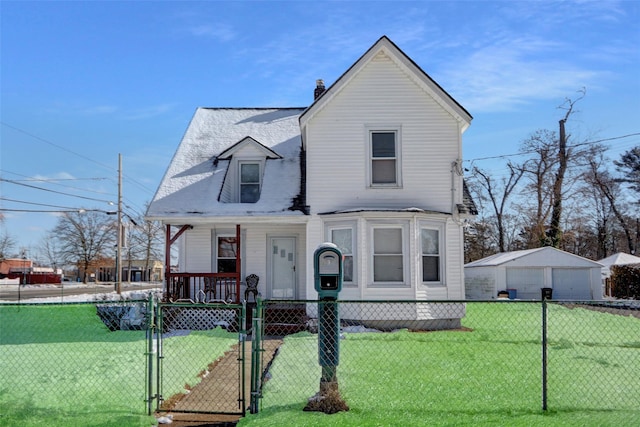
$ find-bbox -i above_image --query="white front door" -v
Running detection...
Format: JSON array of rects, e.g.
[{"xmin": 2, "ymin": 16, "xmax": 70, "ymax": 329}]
[{"xmin": 270, "ymin": 237, "xmax": 296, "ymax": 299}]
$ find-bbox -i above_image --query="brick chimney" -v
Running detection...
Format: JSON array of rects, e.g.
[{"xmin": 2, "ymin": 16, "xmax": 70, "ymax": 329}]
[{"xmin": 314, "ymin": 79, "xmax": 325, "ymax": 100}]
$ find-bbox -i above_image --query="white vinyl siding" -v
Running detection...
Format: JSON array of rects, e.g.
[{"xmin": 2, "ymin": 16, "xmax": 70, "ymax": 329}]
[{"xmin": 305, "ymin": 50, "xmax": 461, "ymax": 215}]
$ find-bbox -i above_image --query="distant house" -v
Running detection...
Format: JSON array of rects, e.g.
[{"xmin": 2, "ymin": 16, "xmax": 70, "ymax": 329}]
[
  {"xmin": 147, "ymin": 36, "xmax": 476, "ymax": 328},
  {"xmin": 465, "ymin": 247, "xmax": 604, "ymax": 300},
  {"xmin": 0, "ymin": 258, "xmax": 33, "ymax": 275},
  {"xmin": 598, "ymin": 252, "xmax": 640, "ymax": 296}
]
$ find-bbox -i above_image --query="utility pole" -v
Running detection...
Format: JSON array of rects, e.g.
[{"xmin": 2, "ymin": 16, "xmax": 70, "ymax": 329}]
[{"xmin": 116, "ymin": 153, "xmax": 123, "ymax": 294}]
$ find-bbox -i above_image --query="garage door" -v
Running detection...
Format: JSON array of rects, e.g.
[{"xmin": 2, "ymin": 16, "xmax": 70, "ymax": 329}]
[
  {"xmin": 552, "ymin": 268, "xmax": 591, "ymax": 300},
  {"xmin": 506, "ymin": 268, "xmax": 544, "ymax": 300}
]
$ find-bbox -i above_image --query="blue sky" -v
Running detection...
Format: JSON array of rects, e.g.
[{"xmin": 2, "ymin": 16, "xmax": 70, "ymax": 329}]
[{"xmin": 1, "ymin": 1, "xmax": 639, "ymax": 257}]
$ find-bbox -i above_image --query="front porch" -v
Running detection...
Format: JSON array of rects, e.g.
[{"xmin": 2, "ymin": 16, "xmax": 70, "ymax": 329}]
[
  {"xmin": 163, "ymin": 224, "xmax": 243, "ymax": 304},
  {"xmin": 165, "ymin": 272, "xmax": 241, "ymax": 303}
]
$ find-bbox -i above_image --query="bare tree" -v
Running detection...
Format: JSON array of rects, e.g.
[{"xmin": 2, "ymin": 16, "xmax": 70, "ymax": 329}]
[
  {"xmin": 548, "ymin": 88, "xmax": 586, "ymax": 247},
  {"xmin": 38, "ymin": 232, "xmax": 63, "ymax": 270},
  {"xmin": 614, "ymin": 146, "xmax": 640, "ymax": 205},
  {"xmin": 516, "ymin": 129, "xmax": 558, "ymax": 247},
  {"xmin": 52, "ymin": 210, "xmax": 116, "ymax": 283},
  {"xmin": 464, "ymin": 219, "xmax": 496, "ymax": 262},
  {"xmin": 132, "ymin": 216, "xmax": 164, "ymax": 281},
  {"xmin": 471, "ymin": 163, "xmax": 525, "ymax": 252},
  {"xmin": 585, "ymin": 147, "xmax": 635, "ymax": 255},
  {"xmin": 0, "ymin": 231, "xmax": 16, "ymax": 262}
]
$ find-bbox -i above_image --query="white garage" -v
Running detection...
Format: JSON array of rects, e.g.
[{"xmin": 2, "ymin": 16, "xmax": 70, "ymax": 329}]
[{"xmin": 465, "ymin": 247, "xmax": 603, "ymax": 300}]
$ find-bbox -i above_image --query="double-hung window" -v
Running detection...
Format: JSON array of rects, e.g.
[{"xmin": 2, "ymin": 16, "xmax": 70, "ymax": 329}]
[
  {"xmin": 372, "ymin": 226, "xmax": 404, "ymax": 283},
  {"xmin": 329, "ymin": 226, "xmax": 355, "ymax": 284},
  {"xmin": 216, "ymin": 236, "xmax": 237, "ymax": 273},
  {"xmin": 369, "ymin": 130, "xmax": 400, "ymax": 186},
  {"xmin": 239, "ymin": 162, "xmax": 260, "ymax": 203},
  {"xmin": 420, "ymin": 228, "xmax": 442, "ymax": 283}
]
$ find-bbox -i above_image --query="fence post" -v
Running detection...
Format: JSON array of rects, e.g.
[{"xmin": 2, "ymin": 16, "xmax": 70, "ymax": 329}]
[
  {"xmin": 156, "ymin": 302, "xmax": 164, "ymax": 411},
  {"xmin": 541, "ymin": 298, "xmax": 548, "ymax": 411},
  {"xmin": 250, "ymin": 298, "xmax": 263, "ymax": 414},
  {"xmin": 146, "ymin": 293, "xmax": 155, "ymax": 415},
  {"xmin": 240, "ymin": 301, "xmax": 247, "ymax": 416}
]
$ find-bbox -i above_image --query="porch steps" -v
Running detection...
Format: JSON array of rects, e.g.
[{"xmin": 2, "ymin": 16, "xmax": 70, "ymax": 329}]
[{"xmin": 263, "ymin": 303, "xmax": 307, "ymax": 336}]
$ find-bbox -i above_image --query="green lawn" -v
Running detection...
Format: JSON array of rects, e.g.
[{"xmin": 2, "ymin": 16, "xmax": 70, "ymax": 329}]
[
  {"xmin": 0, "ymin": 303, "xmax": 237, "ymax": 427},
  {"xmin": 2, "ymin": 302, "xmax": 638, "ymax": 426},
  {"xmin": 239, "ymin": 302, "xmax": 640, "ymax": 427}
]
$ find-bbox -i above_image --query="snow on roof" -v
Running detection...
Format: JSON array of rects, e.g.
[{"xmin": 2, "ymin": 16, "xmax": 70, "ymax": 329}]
[
  {"xmin": 147, "ymin": 108, "xmax": 306, "ymax": 220},
  {"xmin": 319, "ymin": 207, "xmax": 449, "ymax": 215},
  {"xmin": 598, "ymin": 252, "xmax": 640, "ymax": 267},
  {"xmin": 465, "ymin": 246, "xmax": 602, "ymax": 268},
  {"xmin": 465, "ymin": 248, "xmax": 544, "ymax": 267}
]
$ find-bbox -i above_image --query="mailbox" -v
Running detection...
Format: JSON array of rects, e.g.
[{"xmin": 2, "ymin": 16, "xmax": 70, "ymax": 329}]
[
  {"xmin": 313, "ymin": 243, "xmax": 343, "ymax": 374},
  {"xmin": 314, "ymin": 243, "xmax": 343, "ymax": 299}
]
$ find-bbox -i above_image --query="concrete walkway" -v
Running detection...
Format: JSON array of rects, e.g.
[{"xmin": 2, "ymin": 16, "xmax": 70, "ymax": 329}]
[{"xmin": 157, "ymin": 338, "xmax": 282, "ymax": 426}]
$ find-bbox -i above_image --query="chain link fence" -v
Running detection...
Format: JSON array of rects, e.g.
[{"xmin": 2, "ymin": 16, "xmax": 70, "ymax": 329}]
[
  {"xmin": 2, "ymin": 297, "xmax": 639, "ymax": 424},
  {"xmin": 253, "ymin": 299, "xmax": 640, "ymax": 415},
  {"xmin": 155, "ymin": 303, "xmax": 246, "ymax": 415},
  {"xmin": 0, "ymin": 299, "xmax": 154, "ymax": 425}
]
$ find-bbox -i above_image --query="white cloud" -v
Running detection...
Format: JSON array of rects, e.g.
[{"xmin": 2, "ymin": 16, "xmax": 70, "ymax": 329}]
[
  {"xmin": 123, "ymin": 104, "xmax": 174, "ymax": 121},
  {"xmin": 439, "ymin": 35, "xmax": 605, "ymax": 113},
  {"xmin": 79, "ymin": 105, "xmax": 118, "ymax": 115},
  {"xmin": 186, "ymin": 23, "xmax": 236, "ymax": 41}
]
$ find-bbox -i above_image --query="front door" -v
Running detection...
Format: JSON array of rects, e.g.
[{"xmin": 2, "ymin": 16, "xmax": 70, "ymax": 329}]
[{"xmin": 270, "ymin": 237, "xmax": 296, "ymax": 299}]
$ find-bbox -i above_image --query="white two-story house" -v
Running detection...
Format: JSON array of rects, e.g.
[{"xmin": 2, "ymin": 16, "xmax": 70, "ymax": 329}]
[{"xmin": 146, "ymin": 36, "xmax": 475, "ymax": 328}]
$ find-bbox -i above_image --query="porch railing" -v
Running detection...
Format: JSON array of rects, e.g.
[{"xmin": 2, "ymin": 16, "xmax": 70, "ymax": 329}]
[{"xmin": 165, "ymin": 272, "xmax": 241, "ymax": 304}]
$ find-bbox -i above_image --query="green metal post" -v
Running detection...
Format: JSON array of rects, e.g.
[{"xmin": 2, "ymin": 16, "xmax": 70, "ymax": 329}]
[
  {"xmin": 250, "ymin": 298, "xmax": 263, "ymax": 414},
  {"xmin": 156, "ymin": 303, "xmax": 164, "ymax": 411},
  {"xmin": 146, "ymin": 293, "xmax": 155, "ymax": 415},
  {"xmin": 542, "ymin": 298, "xmax": 548, "ymax": 411},
  {"xmin": 239, "ymin": 302, "xmax": 246, "ymax": 416}
]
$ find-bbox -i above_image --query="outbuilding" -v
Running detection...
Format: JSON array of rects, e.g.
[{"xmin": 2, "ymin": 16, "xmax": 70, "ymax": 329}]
[
  {"xmin": 465, "ymin": 247, "xmax": 603, "ymax": 300},
  {"xmin": 597, "ymin": 252, "xmax": 640, "ymax": 296}
]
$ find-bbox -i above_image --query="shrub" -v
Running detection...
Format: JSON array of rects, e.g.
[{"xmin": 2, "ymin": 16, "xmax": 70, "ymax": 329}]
[{"xmin": 610, "ymin": 263, "xmax": 640, "ymax": 299}]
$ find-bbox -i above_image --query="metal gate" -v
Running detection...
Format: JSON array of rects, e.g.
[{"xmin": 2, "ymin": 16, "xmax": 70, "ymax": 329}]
[{"xmin": 152, "ymin": 302, "xmax": 247, "ymax": 415}]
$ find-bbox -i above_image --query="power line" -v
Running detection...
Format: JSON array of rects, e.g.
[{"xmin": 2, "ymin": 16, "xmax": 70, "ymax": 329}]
[
  {"xmin": 1, "ymin": 121, "xmax": 156, "ymax": 195},
  {"xmin": 0, "ymin": 208, "xmax": 80, "ymax": 213},
  {"xmin": 466, "ymin": 132, "xmax": 640, "ymax": 163},
  {"xmin": 1, "ymin": 176, "xmax": 110, "ymax": 182},
  {"xmin": 0, "ymin": 169, "xmax": 116, "ymax": 197},
  {"xmin": 1, "ymin": 121, "xmax": 114, "ymax": 170},
  {"xmin": 0, "ymin": 197, "xmax": 87, "ymax": 210},
  {"xmin": 0, "ymin": 178, "xmax": 114, "ymax": 204}
]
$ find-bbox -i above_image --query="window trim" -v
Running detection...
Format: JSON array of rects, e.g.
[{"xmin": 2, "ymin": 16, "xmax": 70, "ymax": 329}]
[
  {"xmin": 325, "ymin": 221, "xmax": 357, "ymax": 287},
  {"xmin": 366, "ymin": 126, "xmax": 402, "ymax": 188},
  {"xmin": 368, "ymin": 222, "xmax": 409, "ymax": 287},
  {"xmin": 214, "ymin": 233, "xmax": 238, "ymax": 273},
  {"xmin": 237, "ymin": 160, "xmax": 263, "ymax": 203},
  {"xmin": 419, "ymin": 222, "xmax": 445, "ymax": 285}
]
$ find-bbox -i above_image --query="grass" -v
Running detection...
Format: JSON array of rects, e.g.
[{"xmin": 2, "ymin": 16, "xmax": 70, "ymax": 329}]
[
  {"xmin": 0, "ymin": 303, "xmax": 237, "ymax": 427},
  {"xmin": 2, "ymin": 302, "xmax": 638, "ymax": 426},
  {"xmin": 239, "ymin": 302, "xmax": 640, "ymax": 427}
]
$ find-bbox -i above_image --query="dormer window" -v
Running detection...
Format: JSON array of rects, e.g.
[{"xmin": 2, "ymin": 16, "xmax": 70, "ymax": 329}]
[
  {"xmin": 216, "ymin": 136, "xmax": 282, "ymax": 204},
  {"xmin": 240, "ymin": 162, "xmax": 261, "ymax": 203}
]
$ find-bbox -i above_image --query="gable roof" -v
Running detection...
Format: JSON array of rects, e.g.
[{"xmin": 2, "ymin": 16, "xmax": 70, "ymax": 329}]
[
  {"xmin": 465, "ymin": 247, "xmax": 602, "ymax": 268},
  {"xmin": 598, "ymin": 252, "xmax": 640, "ymax": 267},
  {"xmin": 146, "ymin": 108, "xmax": 306, "ymax": 222},
  {"xmin": 299, "ymin": 35, "xmax": 472, "ymax": 133},
  {"xmin": 218, "ymin": 136, "xmax": 282, "ymax": 160}
]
